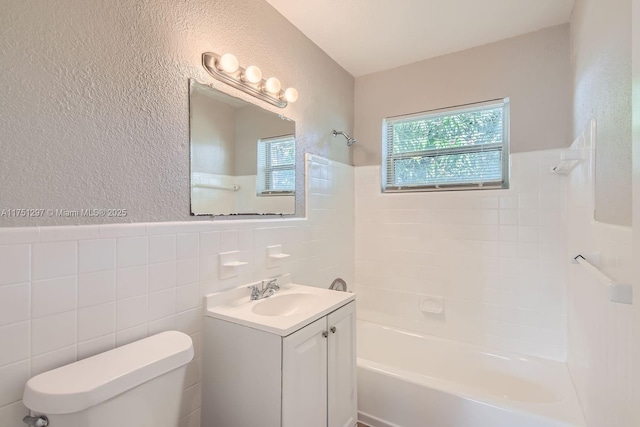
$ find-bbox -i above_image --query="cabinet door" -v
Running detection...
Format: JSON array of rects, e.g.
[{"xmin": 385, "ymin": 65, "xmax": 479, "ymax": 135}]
[
  {"xmin": 282, "ymin": 317, "xmax": 328, "ymax": 427},
  {"xmin": 327, "ymin": 302, "xmax": 357, "ymax": 427}
]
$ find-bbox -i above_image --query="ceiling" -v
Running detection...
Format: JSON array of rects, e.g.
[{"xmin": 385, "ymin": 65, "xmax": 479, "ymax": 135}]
[{"xmin": 266, "ymin": 0, "xmax": 576, "ymax": 77}]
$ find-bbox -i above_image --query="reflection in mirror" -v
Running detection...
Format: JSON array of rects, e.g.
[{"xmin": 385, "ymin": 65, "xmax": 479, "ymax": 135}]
[{"xmin": 189, "ymin": 80, "xmax": 296, "ymax": 216}]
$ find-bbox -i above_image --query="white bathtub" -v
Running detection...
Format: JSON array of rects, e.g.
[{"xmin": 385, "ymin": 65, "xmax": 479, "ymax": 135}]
[{"xmin": 357, "ymin": 321, "xmax": 585, "ymax": 427}]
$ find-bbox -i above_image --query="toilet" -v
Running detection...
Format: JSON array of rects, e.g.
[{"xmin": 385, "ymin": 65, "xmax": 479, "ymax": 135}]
[{"xmin": 22, "ymin": 331, "xmax": 194, "ymax": 427}]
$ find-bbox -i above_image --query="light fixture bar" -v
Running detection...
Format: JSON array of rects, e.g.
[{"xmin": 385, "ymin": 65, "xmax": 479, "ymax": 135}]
[{"xmin": 202, "ymin": 52, "xmax": 291, "ymax": 109}]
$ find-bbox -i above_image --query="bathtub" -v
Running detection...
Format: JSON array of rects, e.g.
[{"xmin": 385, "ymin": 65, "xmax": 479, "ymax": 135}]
[{"xmin": 357, "ymin": 321, "xmax": 585, "ymax": 427}]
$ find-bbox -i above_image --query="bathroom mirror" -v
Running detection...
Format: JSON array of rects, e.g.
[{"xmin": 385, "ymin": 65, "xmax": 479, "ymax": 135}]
[{"xmin": 189, "ymin": 80, "xmax": 296, "ymax": 216}]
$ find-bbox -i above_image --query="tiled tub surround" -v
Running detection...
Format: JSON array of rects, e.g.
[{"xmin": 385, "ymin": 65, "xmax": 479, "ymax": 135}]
[
  {"xmin": 567, "ymin": 222, "xmax": 633, "ymax": 426},
  {"xmin": 0, "ymin": 155, "xmax": 354, "ymax": 427},
  {"xmin": 565, "ymin": 125, "xmax": 635, "ymax": 426},
  {"xmin": 355, "ymin": 150, "xmax": 568, "ymax": 361}
]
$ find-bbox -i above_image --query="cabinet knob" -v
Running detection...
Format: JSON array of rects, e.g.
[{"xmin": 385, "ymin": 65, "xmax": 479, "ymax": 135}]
[
  {"xmin": 330, "ymin": 326, "xmax": 337, "ymax": 334},
  {"xmin": 322, "ymin": 331, "xmax": 328, "ymax": 338}
]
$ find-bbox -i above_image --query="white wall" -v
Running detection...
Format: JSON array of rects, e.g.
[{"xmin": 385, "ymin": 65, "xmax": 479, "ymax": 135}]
[
  {"xmin": 571, "ymin": 0, "xmax": 632, "ymax": 226},
  {"xmin": 355, "ymin": 150, "xmax": 568, "ymax": 360},
  {"xmin": 564, "ymin": 122, "xmax": 636, "ymax": 426},
  {"xmin": 0, "ymin": 0, "xmax": 354, "ymax": 226},
  {"xmin": 353, "ymin": 24, "xmax": 572, "ymax": 166},
  {"xmin": 0, "ymin": 156, "xmax": 354, "ymax": 427}
]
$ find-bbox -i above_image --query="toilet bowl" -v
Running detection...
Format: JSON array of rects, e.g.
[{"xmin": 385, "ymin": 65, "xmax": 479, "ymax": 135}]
[{"xmin": 23, "ymin": 331, "xmax": 194, "ymax": 427}]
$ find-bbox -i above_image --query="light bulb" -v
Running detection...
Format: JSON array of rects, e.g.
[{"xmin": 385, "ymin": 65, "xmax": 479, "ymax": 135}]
[
  {"xmin": 283, "ymin": 87, "xmax": 298, "ymax": 103},
  {"xmin": 242, "ymin": 65, "xmax": 262, "ymax": 83},
  {"xmin": 217, "ymin": 53, "xmax": 239, "ymax": 73},
  {"xmin": 264, "ymin": 77, "xmax": 281, "ymax": 94}
]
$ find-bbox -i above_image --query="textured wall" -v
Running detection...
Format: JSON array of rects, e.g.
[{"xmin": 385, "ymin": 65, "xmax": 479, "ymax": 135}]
[
  {"xmin": 571, "ymin": 0, "xmax": 632, "ymax": 225},
  {"xmin": 353, "ymin": 25, "xmax": 572, "ymax": 166},
  {"xmin": 0, "ymin": 0, "xmax": 354, "ymax": 226}
]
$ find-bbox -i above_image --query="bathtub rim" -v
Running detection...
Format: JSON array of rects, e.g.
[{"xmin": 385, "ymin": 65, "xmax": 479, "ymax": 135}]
[{"xmin": 358, "ymin": 319, "xmax": 560, "ymax": 366}]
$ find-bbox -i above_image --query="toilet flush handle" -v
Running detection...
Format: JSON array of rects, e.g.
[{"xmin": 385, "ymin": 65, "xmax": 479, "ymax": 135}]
[{"xmin": 23, "ymin": 415, "xmax": 49, "ymax": 427}]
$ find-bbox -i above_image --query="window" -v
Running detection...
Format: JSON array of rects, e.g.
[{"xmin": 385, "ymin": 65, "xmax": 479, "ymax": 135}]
[
  {"xmin": 382, "ymin": 99, "xmax": 510, "ymax": 192},
  {"xmin": 257, "ymin": 135, "xmax": 296, "ymax": 195}
]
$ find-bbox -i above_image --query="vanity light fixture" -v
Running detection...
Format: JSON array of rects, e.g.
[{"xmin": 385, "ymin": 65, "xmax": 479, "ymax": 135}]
[
  {"xmin": 217, "ymin": 53, "xmax": 239, "ymax": 74},
  {"xmin": 243, "ymin": 65, "xmax": 262, "ymax": 84},
  {"xmin": 264, "ymin": 77, "xmax": 281, "ymax": 94},
  {"xmin": 202, "ymin": 52, "xmax": 298, "ymax": 108}
]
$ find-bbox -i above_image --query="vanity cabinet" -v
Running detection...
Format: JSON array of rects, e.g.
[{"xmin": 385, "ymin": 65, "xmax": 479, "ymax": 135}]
[
  {"xmin": 202, "ymin": 301, "xmax": 357, "ymax": 427},
  {"xmin": 283, "ymin": 302, "xmax": 357, "ymax": 427}
]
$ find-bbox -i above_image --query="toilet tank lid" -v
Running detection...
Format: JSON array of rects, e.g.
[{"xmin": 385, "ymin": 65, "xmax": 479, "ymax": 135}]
[{"xmin": 23, "ymin": 331, "xmax": 194, "ymax": 415}]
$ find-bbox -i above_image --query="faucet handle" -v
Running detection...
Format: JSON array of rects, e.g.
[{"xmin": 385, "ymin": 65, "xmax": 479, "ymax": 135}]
[
  {"xmin": 262, "ymin": 278, "xmax": 279, "ymax": 290},
  {"xmin": 247, "ymin": 284, "xmax": 261, "ymax": 300}
]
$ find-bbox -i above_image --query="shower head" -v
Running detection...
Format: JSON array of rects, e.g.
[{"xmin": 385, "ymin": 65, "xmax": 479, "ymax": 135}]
[{"xmin": 332, "ymin": 130, "xmax": 356, "ymax": 146}]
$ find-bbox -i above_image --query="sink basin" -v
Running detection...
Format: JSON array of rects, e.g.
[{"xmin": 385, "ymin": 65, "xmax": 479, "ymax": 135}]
[
  {"xmin": 204, "ymin": 276, "xmax": 355, "ymax": 336},
  {"xmin": 252, "ymin": 293, "xmax": 318, "ymax": 317}
]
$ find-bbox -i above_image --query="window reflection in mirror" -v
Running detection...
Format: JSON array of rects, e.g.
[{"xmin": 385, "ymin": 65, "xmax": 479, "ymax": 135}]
[
  {"xmin": 257, "ymin": 135, "xmax": 295, "ymax": 196},
  {"xmin": 189, "ymin": 80, "xmax": 296, "ymax": 216}
]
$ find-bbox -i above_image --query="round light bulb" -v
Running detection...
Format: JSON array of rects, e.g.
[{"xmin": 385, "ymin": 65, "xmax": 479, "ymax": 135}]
[
  {"xmin": 283, "ymin": 87, "xmax": 298, "ymax": 103},
  {"xmin": 243, "ymin": 65, "xmax": 262, "ymax": 83},
  {"xmin": 264, "ymin": 77, "xmax": 281, "ymax": 94},
  {"xmin": 217, "ymin": 53, "xmax": 239, "ymax": 73}
]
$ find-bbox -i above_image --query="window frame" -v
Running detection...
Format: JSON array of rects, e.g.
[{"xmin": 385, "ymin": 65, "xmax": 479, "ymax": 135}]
[
  {"xmin": 382, "ymin": 98, "xmax": 510, "ymax": 193},
  {"xmin": 257, "ymin": 134, "xmax": 296, "ymax": 196}
]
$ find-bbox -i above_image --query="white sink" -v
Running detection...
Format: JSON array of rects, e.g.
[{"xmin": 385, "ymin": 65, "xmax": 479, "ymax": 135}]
[
  {"xmin": 252, "ymin": 293, "xmax": 318, "ymax": 317},
  {"xmin": 204, "ymin": 275, "xmax": 355, "ymax": 336}
]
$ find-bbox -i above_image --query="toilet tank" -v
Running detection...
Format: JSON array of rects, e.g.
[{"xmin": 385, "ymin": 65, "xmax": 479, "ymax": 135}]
[{"xmin": 23, "ymin": 331, "xmax": 194, "ymax": 427}]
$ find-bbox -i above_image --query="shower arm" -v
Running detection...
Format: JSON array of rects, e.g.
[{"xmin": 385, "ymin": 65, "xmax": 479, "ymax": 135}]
[{"xmin": 332, "ymin": 130, "xmax": 356, "ymax": 146}]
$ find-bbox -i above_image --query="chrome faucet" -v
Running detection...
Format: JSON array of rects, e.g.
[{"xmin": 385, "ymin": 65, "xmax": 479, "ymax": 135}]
[
  {"xmin": 329, "ymin": 278, "xmax": 347, "ymax": 292},
  {"xmin": 248, "ymin": 278, "xmax": 280, "ymax": 301}
]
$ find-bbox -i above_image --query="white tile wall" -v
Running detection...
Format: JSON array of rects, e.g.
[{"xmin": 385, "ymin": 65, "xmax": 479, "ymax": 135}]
[
  {"xmin": 565, "ymin": 123, "xmax": 635, "ymax": 426},
  {"xmin": 32, "ymin": 276, "xmax": 77, "ymax": 317},
  {"xmin": 0, "ymin": 155, "xmax": 354, "ymax": 427},
  {"xmin": 0, "ymin": 245, "xmax": 30, "ymax": 285},
  {"xmin": 77, "ymin": 271, "xmax": 115, "ymax": 308},
  {"xmin": 177, "ymin": 233, "xmax": 199, "ymax": 260},
  {"xmin": 116, "ymin": 265, "xmax": 148, "ymax": 299},
  {"xmin": 77, "ymin": 302, "xmax": 115, "ymax": 342},
  {"xmin": 116, "ymin": 236, "xmax": 148, "ymax": 268},
  {"xmin": 78, "ymin": 239, "xmax": 115, "ymax": 274},
  {"xmin": 0, "ymin": 322, "xmax": 29, "ymax": 367},
  {"xmin": 31, "ymin": 241, "xmax": 77, "ymax": 281},
  {"xmin": 0, "ymin": 284, "xmax": 29, "ymax": 327},
  {"xmin": 31, "ymin": 311, "xmax": 77, "ymax": 356},
  {"xmin": 149, "ymin": 235, "xmax": 176, "ymax": 264},
  {"xmin": 354, "ymin": 149, "xmax": 568, "ymax": 360}
]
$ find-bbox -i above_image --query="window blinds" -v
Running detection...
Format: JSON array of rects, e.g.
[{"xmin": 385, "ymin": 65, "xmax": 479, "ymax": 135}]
[
  {"xmin": 257, "ymin": 135, "xmax": 296, "ymax": 195},
  {"xmin": 382, "ymin": 99, "xmax": 510, "ymax": 192}
]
